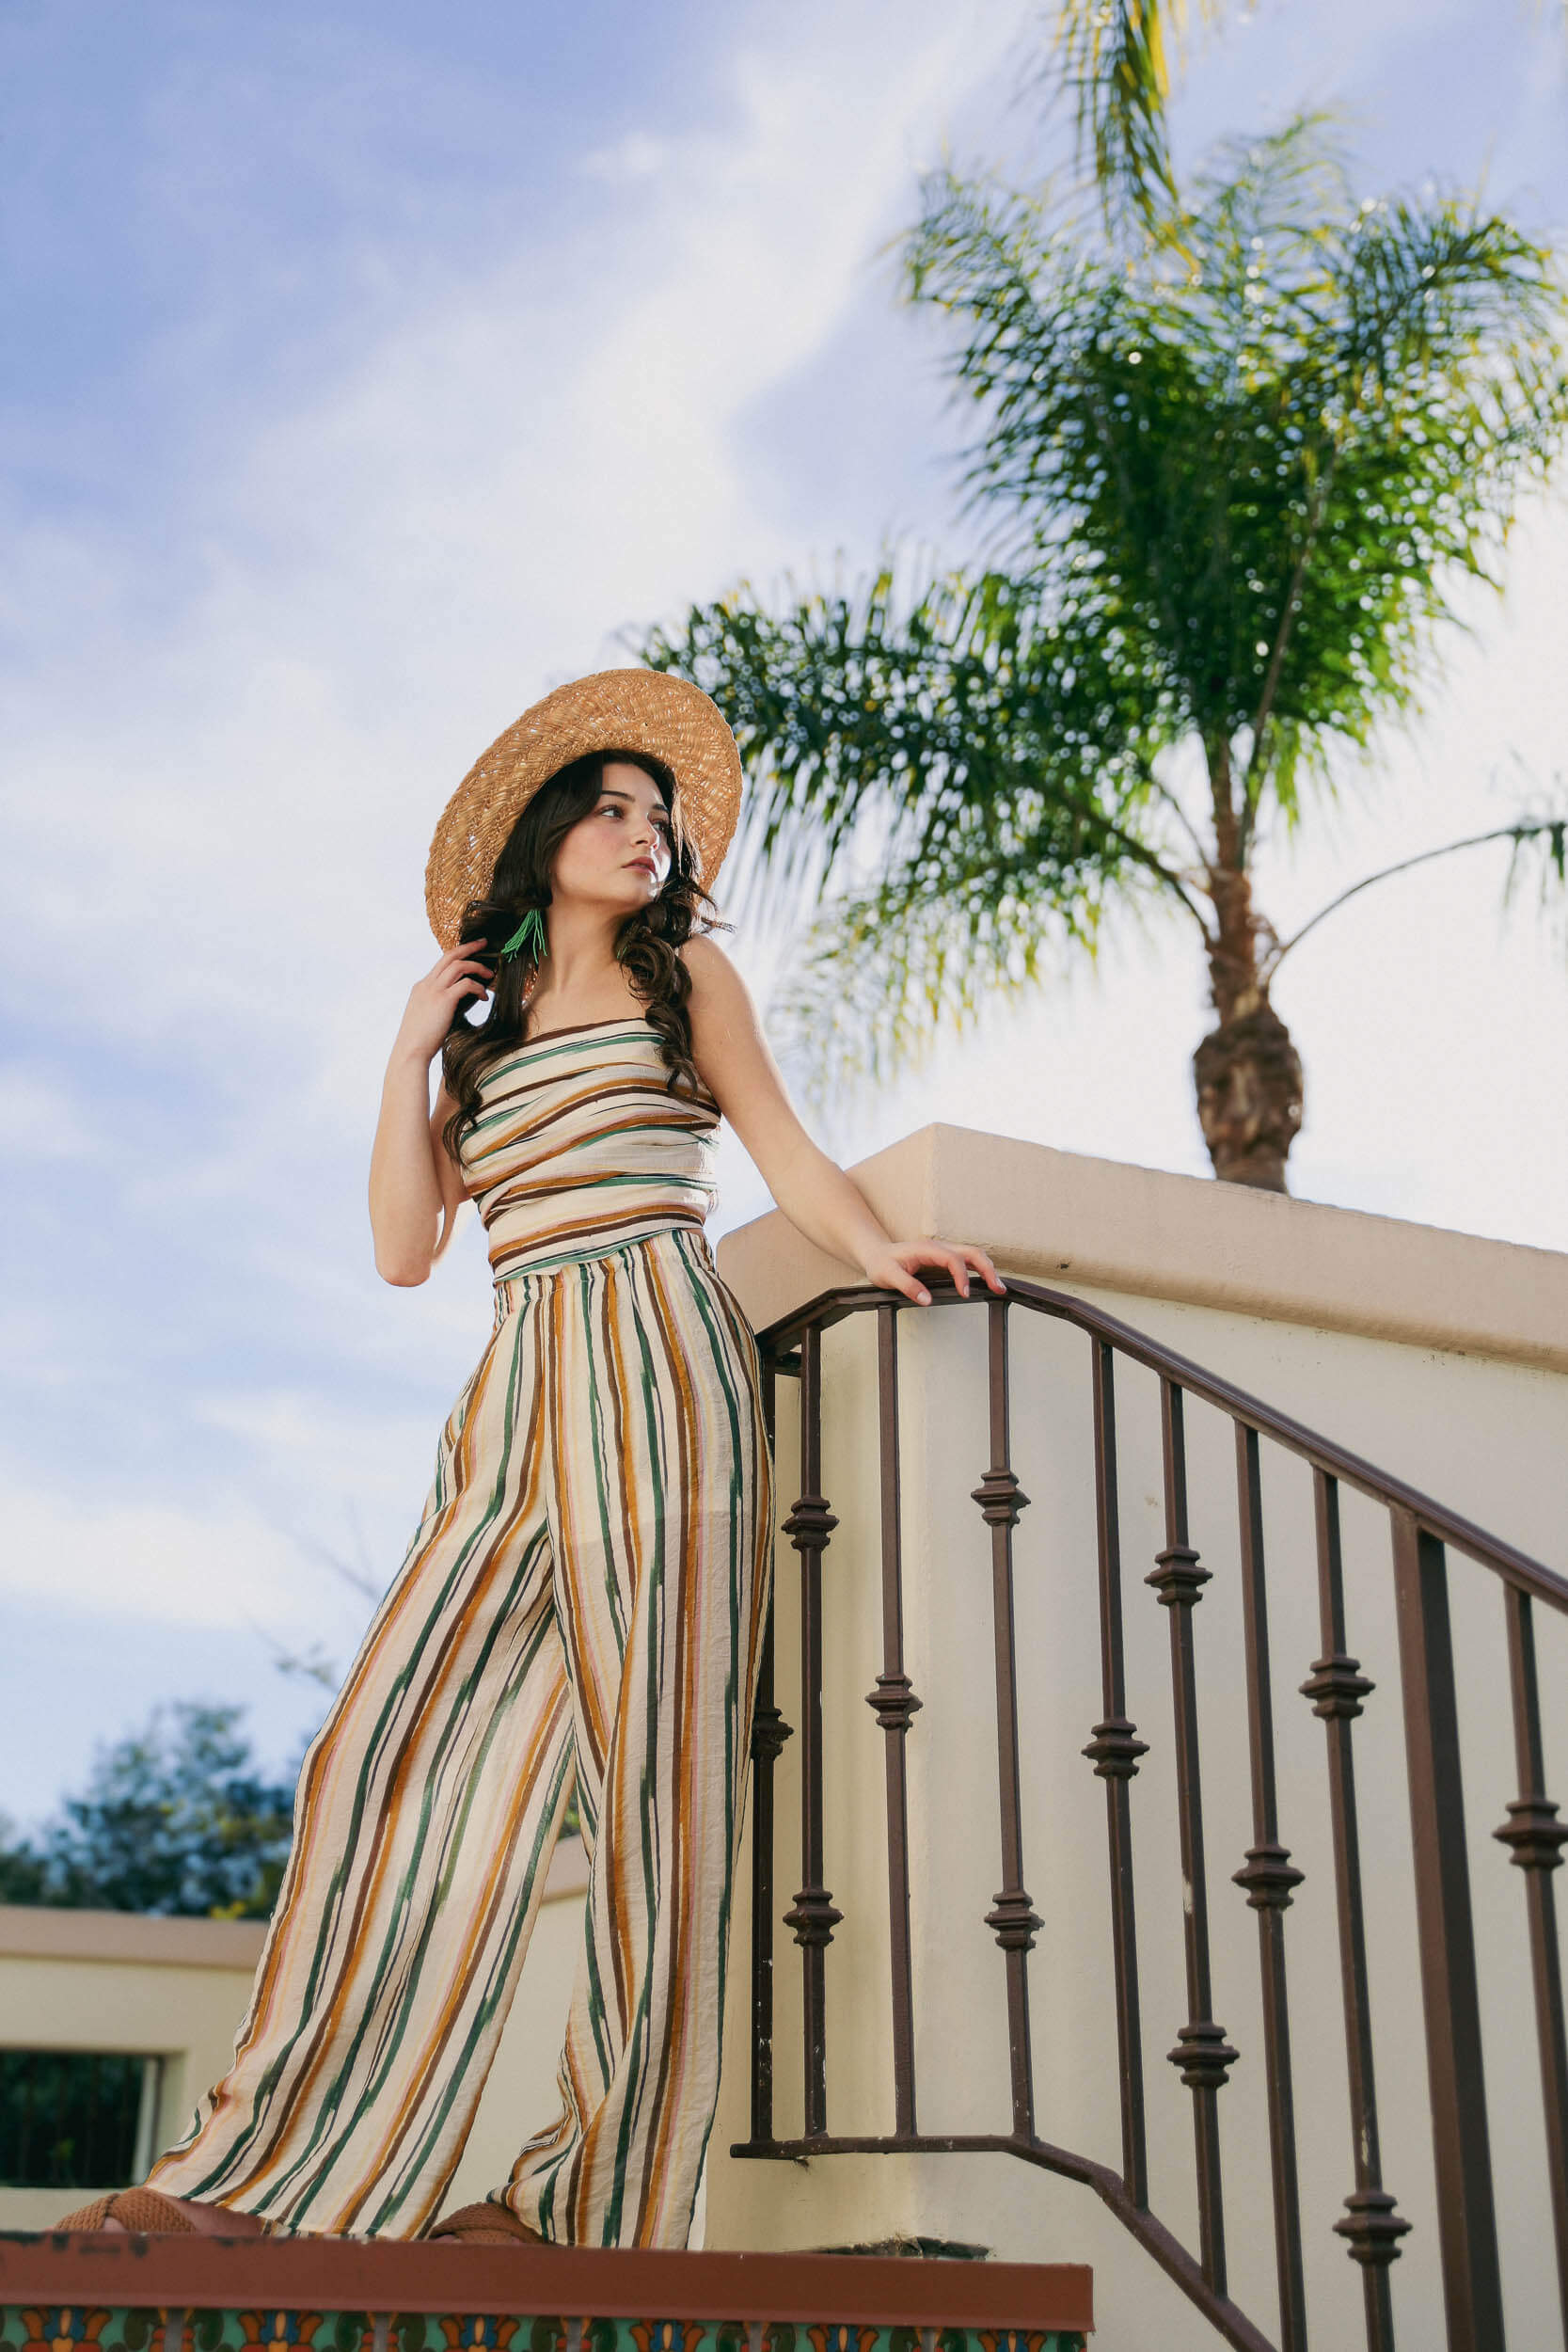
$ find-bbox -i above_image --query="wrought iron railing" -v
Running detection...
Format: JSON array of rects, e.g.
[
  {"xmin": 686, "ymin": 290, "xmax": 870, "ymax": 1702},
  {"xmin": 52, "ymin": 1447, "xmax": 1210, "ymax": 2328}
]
[{"xmin": 734, "ymin": 1275, "xmax": 1568, "ymax": 2352}]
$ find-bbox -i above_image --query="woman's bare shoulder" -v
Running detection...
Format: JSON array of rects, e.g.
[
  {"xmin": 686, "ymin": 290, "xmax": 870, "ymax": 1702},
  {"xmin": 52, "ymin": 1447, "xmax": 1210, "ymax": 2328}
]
[
  {"xmin": 679, "ymin": 932, "xmax": 746, "ymax": 1003},
  {"xmin": 679, "ymin": 935, "xmax": 768, "ymax": 1065}
]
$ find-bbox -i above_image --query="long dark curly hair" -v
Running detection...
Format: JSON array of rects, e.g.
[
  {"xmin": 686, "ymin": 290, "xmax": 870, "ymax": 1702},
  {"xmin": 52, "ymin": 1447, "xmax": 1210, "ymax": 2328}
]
[{"xmin": 439, "ymin": 748, "xmax": 724, "ymax": 1165}]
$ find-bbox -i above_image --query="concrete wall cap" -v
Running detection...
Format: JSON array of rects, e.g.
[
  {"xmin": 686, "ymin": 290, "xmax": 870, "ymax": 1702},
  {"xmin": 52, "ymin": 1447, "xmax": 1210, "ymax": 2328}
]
[
  {"xmin": 0, "ymin": 1905, "xmax": 267, "ymax": 1969},
  {"xmin": 0, "ymin": 1842, "xmax": 592, "ymax": 1971},
  {"xmin": 717, "ymin": 1122, "xmax": 1568, "ymax": 1372}
]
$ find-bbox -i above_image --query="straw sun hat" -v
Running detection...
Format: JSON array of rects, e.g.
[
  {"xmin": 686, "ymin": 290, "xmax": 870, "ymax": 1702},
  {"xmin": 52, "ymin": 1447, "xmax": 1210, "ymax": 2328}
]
[{"xmin": 424, "ymin": 668, "xmax": 743, "ymax": 950}]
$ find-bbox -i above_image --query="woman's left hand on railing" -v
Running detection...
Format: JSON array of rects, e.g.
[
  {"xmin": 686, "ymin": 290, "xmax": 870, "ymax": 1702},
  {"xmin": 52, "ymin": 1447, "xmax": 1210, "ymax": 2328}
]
[{"xmin": 862, "ymin": 1242, "xmax": 1006, "ymax": 1308}]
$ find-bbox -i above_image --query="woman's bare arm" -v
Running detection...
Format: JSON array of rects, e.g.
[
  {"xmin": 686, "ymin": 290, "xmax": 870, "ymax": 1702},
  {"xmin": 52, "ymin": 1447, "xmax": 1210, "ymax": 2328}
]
[
  {"xmin": 683, "ymin": 936, "xmax": 1003, "ymax": 1307},
  {"xmin": 428, "ymin": 1082, "xmax": 468, "ymax": 1266},
  {"xmin": 369, "ymin": 942, "xmax": 491, "ymax": 1286}
]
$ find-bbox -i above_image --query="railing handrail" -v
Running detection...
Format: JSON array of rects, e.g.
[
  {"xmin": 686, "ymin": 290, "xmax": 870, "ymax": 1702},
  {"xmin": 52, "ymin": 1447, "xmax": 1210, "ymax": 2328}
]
[{"xmin": 756, "ymin": 1272, "xmax": 1568, "ymax": 1617}]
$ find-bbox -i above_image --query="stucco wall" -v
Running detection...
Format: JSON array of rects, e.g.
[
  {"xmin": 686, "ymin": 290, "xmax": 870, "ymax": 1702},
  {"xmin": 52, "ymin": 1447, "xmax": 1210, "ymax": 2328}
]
[{"xmin": 710, "ymin": 1126, "xmax": 1568, "ymax": 2352}]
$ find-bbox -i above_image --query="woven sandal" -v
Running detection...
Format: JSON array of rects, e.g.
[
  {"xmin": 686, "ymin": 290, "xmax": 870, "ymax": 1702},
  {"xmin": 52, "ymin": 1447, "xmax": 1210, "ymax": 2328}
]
[
  {"xmin": 54, "ymin": 2188, "xmax": 200, "ymax": 2235},
  {"xmin": 429, "ymin": 2200, "xmax": 546, "ymax": 2245}
]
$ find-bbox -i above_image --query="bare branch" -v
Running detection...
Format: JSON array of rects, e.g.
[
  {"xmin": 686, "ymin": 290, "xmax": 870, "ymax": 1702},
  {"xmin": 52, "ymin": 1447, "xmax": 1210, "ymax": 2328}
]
[{"xmin": 1148, "ymin": 771, "xmax": 1217, "ymax": 874}]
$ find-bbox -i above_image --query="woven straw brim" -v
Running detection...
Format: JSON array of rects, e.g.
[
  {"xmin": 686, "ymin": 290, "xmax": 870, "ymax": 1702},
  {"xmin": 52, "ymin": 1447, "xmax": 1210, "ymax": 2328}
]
[{"xmin": 425, "ymin": 668, "xmax": 742, "ymax": 949}]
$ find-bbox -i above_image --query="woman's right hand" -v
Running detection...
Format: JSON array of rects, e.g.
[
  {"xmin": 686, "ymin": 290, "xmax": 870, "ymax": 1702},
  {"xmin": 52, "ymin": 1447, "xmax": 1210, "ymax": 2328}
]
[{"xmin": 391, "ymin": 941, "xmax": 495, "ymax": 1063}]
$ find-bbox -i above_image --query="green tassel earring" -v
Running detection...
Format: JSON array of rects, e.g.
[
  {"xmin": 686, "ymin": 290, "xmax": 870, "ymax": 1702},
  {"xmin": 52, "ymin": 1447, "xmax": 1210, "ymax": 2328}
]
[{"xmin": 498, "ymin": 904, "xmax": 547, "ymax": 964}]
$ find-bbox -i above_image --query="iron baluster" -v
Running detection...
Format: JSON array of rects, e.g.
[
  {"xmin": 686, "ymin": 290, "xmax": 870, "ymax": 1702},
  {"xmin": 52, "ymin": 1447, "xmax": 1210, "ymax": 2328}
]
[
  {"xmin": 781, "ymin": 1320, "xmax": 842, "ymax": 2137},
  {"xmin": 1390, "ymin": 1511, "xmax": 1505, "ymax": 2352},
  {"xmin": 747, "ymin": 1612, "xmax": 793, "ymax": 2145},
  {"xmin": 746, "ymin": 1358, "xmax": 793, "ymax": 2146},
  {"xmin": 1148, "ymin": 1377, "xmax": 1238, "ymax": 2297},
  {"xmin": 864, "ymin": 1299, "xmax": 922, "ymax": 2137},
  {"xmin": 1082, "ymin": 1337, "xmax": 1150, "ymax": 2207},
  {"xmin": 1232, "ymin": 1425, "xmax": 1307, "ymax": 2352},
  {"xmin": 971, "ymin": 1295, "xmax": 1041, "ymax": 2141},
  {"xmin": 1299, "ymin": 1471, "xmax": 1408, "ymax": 2350},
  {"xmin": 1494, "ymin": 1582, "xmax": 1568, "ymax": 2338}
]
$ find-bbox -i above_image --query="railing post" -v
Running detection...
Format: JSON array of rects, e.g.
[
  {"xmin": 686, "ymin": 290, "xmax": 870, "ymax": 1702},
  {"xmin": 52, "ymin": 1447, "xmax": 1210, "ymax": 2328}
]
[
  {"xmin": 971, "ymin": 1295, "xmax": 1041, "ymax": 2142},
  {"xmin": 864, "ymin": 1300, "xmax": 922, "ymax": 2139},
  {"xmin": 782, "ymin": 1321, "xmax": 842, "ymax": 2139},
  {"xmin": 1082, "ymin": 1338, "xmax": 1150, "ymax": 2208},
  {"xmin": 1301, "ymin": 1470, "xmax": 1408, "ymax": 2352},
  {"xmin": 1390, "ymin": 1510, "xmax": 1505, "ymax": 2352},
  {"xmin": 747, "ymin": 1605, "xmax": 794, "ymax": 2146},
  {"xmin": 1493, "ymin": 1582, "xmax": 1568, "ymax": 2338},
  {"xmin": 1148, "ymin": 1378, "xmax": 1238, "ymax": 2299},
  {"xmin": 745, "ymin": 1356, "xmax": 794, "ymax": 2148},
  {"xmin": 1232, "ymin": 1425, "xmax": 1307, "ymax": 2352}
]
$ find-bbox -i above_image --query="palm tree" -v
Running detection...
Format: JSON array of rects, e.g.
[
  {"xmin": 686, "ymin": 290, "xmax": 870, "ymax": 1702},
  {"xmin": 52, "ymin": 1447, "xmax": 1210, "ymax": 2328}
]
[
  {"xmin": 641, "ymin": 122, "xmax": 1568, "ymax": 1187},
  {"xmin": 1054, "ymin": 0, "xmax": 1567, "ymax": 246}
]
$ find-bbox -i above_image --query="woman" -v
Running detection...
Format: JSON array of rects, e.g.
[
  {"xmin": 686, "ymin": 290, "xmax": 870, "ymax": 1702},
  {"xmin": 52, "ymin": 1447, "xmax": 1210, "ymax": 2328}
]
[{"xmin": 59, "ymin": 669, "xmax": 1002, "ymax": 2249}]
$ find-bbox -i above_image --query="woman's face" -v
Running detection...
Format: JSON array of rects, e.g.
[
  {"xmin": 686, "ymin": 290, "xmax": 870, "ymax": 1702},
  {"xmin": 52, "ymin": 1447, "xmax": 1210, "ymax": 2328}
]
[{"xmin": 549, "ymin": 759, "xmax": 673, "ymax": 914}]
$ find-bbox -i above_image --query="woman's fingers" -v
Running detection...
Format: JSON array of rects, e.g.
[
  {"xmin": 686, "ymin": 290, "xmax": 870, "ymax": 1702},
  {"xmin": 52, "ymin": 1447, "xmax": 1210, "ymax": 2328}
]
[
  {"xmin": 429, "ymin": 942, "xmax": 489, "ymax": 977},
  {"xmin": 912, "ymin": 1244, "xmax": 975, "ymax": 1296},
  {"xmin": 958, "ymin": 1244, "xmax": 1006, "ymax": 1294},
  {"xmin": 894, "ymin": 1243, "xmax": 1005, "ymax": 1301},
  {"xmin": 433, "ymin": 957, "xmax": 493, "ymax": 991},
  {"xmin": 864, "ymin": 1242, "xmax": 1005, "ymax": 1312}
]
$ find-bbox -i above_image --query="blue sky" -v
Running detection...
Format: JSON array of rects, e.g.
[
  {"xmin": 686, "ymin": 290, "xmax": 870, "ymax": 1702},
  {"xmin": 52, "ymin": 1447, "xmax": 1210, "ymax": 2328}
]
[{"xmin": 4, "ymin": 0, "xmax": 1567, "ymax": 1828}]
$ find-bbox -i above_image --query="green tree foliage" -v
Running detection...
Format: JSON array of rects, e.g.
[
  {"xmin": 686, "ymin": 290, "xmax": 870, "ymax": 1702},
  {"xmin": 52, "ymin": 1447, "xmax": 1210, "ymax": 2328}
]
[
  {"xmin": 642, "ymin": 121, "xmax": 1568, "ymax": 1186},
  {"xmin": 1053, "ymin": 0, "xmax": 1568, "ymax": 249},
  {"xmin": 0, "ymin": 1703, "xmax": 297, "ymax": 1919},
  {"xmin": 1053, "ymin": 0, "xmax": 1224, "ymax": 241}
]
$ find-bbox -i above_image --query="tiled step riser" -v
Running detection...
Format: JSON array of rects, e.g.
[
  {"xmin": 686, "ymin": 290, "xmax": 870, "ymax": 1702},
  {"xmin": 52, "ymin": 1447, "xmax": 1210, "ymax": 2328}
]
[{"xmin": 3, "ymin": 2316, "xmax": 1084, "ymax": 2352}]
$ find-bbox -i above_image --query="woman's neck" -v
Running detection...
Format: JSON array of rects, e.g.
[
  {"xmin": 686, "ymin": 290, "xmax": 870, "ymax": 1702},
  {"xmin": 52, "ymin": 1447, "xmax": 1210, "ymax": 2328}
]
[{"xmin": 524, "ymin": 900, "xmax": 641, "ymax": 1029}]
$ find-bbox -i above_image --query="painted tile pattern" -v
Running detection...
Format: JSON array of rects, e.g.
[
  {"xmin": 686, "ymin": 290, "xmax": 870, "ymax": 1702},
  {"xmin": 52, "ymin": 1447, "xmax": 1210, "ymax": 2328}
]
[{"xmin": 1, "ymin": 2312, "xmax": 1085, "ymax": 2352}]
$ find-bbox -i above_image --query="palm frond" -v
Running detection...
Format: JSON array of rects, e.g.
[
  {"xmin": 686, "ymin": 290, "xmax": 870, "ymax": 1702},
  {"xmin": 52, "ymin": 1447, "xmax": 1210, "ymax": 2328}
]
[
  {"xmin": 1052, "ymin": 0, "xmax": 1226, "ymax": 243},
  {"xmin": 768, "ymin": 818, "xmax": 1116, "ymax": 1102},
  {"xmin": 1503, "ymin": 806, "xmax": 1568, "ymax": 938},
  {"xmin": 642, "ymin": 558, "xmax": 1194, "ymax": 935},
  {"xmin": 1268, "ymin": 800, "xmax": 1568, "ymax": 974}
]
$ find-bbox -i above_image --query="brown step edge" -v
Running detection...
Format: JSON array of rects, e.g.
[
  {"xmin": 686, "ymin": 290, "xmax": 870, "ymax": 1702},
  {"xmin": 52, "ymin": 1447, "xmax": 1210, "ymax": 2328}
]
[{"xmin": 0, "ymin": 2233, "xmax": 1092, "ymax": 2333}]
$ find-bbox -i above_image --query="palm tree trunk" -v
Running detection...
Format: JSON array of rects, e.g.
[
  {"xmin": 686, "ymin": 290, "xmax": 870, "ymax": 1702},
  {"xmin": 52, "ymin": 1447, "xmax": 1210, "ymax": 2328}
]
[{"xmin": 1194, "ymin": 765, "xmax": 1304, "ymax": 1191}]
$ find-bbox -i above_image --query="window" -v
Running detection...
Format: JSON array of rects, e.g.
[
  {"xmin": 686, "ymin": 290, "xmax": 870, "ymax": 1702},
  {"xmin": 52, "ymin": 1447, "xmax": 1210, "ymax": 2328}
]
[{"xmin": 0, "ymin": 2050, "xmax": 163, "ymax": 2189}]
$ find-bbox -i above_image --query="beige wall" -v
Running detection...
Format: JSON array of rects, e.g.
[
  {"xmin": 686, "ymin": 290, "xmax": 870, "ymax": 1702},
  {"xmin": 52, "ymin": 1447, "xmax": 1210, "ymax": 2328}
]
[
  {"xmin": 0, "ymin": 1840, "xmax": 587, "ymax": 2233},
  {"xmin": 710, "ymin": 1125, "xmax": 1568, "ymax": 2352}
]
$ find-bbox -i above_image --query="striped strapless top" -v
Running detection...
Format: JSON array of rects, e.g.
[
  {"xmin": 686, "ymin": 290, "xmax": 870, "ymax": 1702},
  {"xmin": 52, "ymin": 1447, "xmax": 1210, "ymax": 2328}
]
[{"xmin": 459, "ymin": 1015, "xmax": 721, "ymax": 1280}]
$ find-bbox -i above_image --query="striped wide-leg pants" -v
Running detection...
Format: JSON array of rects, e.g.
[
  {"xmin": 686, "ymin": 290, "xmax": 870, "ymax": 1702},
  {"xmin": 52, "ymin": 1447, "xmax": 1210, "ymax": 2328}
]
[{"xmin": 148, "ymin": 1225, "xmax": 774, "ymax": 2247}]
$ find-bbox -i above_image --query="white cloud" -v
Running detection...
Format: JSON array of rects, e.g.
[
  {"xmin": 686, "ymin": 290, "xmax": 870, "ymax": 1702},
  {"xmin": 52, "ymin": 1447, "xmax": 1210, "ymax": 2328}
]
[
  {"xmin": 190, "ymin": 1385, "xmax": 443, "ymax": 1526},
  {"xmin": 0, "ymin": 1070, "xmax": 103, "ymax": 1160},
  {"xmin": 0, "ymin": 1478, "xmax": 324, "ymax": 1630},
  {"xmin": 0, "ymin": 1308, "xmax": 83, "ymax": 1391},
  {"xmin": 580, "ymin": 133, "xmax": 670, "ymax": 184}
]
